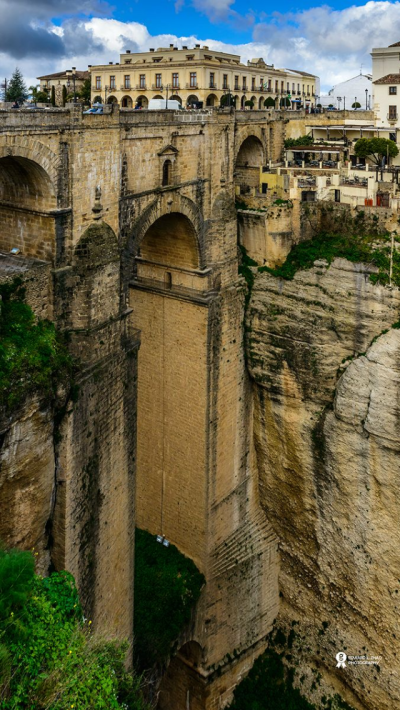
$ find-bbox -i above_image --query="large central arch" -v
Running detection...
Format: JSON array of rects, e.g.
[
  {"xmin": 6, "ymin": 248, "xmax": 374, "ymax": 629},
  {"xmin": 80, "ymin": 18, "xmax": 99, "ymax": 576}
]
[
  {"xmin": 130, "ymin": 207, "xmax": 209, "ymax": 571},
  {"xmin": 0, "ymin": 155, "xmax": 56, "ymax": 260}
]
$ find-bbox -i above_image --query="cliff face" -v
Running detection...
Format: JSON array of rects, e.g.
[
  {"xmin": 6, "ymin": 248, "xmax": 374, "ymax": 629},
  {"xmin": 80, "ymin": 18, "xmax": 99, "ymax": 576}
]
[
  {"xmin": 247, "ymin": 258, "xmax": 400, "ymax": 709},
  {"xmin": 0, "ymin": 399, "xmax": 55, "ymax": 573}
]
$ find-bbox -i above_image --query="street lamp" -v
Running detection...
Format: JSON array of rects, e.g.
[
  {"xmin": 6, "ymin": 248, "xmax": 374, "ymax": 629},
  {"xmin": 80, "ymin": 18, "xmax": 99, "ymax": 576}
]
[
  {"xmin": 337, "ymin": 96, "xmax": 342, "ymax": 111},
  {"xmin": 66, "ymin": 67, "xmax": 77, "ymax": 103},
  {"xmin": 354, "ymin": 96, "xmax": 357, "ymax": 110},
  {"xmin": 165, "ymin": 83, "xmax": 171, "ymax": 109},
  {"xmin": 365, "ymin": 88, "xmax": 368, "ymax": 110}
]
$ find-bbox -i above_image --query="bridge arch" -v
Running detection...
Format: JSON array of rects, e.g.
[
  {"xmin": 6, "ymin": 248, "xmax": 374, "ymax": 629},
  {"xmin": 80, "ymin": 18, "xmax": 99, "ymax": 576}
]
[
  {"xmin": 0, "ymin": 137, "xmax": 59, "ymax": 189},
  {"xmin": 158, "ymin": 642, "xmax": 206, "ymax": 709},
  {"xmin": 0, "ymin": 154, "xmax": 57, "ymax": 260}
]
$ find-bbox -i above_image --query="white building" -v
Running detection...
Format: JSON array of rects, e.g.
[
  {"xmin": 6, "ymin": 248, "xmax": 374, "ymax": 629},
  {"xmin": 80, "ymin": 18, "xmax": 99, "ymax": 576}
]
[
  {"xmin": 320, "ymin": 73, "xmax": 372, "ymax": 110},
  {"xmin": 371, "ymin": 41, "xmax": 400, "ymax": 128}
]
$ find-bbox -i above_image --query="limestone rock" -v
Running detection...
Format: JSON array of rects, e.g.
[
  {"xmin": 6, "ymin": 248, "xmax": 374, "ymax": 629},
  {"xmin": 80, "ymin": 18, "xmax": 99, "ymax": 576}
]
[{"xmin": 248, "ymin": 259, "xmax": 400, "ymax": 710}]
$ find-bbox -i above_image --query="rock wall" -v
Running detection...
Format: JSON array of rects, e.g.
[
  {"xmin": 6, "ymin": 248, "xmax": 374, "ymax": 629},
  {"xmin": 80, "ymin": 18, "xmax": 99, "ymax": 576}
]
[{"xmin": 247, "ymin": 257, "xmax": 400, "ymax": 709}]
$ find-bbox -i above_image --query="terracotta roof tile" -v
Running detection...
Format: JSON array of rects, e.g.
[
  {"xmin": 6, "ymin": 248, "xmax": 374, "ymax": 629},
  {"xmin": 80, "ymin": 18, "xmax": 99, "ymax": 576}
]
[
  {"xmin": 389, "ymin": 41, "xmax": 400, "ymax": 46},
  {"xmin": 373, "ymin": 73, "xmax": 400, "ymax": 84}
]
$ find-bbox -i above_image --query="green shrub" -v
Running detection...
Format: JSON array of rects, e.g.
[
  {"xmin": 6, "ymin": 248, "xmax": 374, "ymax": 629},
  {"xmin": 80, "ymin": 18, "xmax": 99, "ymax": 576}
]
[
  {"xmin": 0, "ymin": 546, "xmax": 149, "ymax": 710},
  {"xmin": 259, "ymin": 231, "xmax": 400, "ymax": 286},
  {"xmin": 134, "ymin": 529, "xmax": 205, "ymax": 669},
  {"xmin": 0, "ymin": 280, "xmax": 75, "ymax": 413}
]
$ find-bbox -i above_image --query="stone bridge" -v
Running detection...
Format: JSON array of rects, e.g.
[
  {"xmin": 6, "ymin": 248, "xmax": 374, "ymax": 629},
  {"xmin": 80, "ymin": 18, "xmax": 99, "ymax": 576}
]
[{"xmin": 0, "ymin": 105, "xmax": 284, "ymax": 709}]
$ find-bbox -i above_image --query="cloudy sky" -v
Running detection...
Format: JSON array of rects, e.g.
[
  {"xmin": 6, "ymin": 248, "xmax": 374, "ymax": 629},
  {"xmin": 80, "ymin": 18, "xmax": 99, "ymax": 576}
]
[{"xmin": 1, "ymin": 0, "xmax": 400, "ymax": 92}]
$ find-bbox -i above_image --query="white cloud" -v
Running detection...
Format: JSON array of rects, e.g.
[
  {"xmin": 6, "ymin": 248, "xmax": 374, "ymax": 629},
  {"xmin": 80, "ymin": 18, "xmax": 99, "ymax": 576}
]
[{"xmin": 5, "ymin": 3, "xmax": 400, "ymax": 93}]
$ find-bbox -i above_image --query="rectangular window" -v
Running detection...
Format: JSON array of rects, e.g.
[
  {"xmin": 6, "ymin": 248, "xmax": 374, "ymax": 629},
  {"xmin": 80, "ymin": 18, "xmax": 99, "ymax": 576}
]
[
  {"xmin": 287, "ymin": 82, "xmax": 290, "ymax": 92},
  {"xmin": 292, "ymin": 83, "xmax": 295, "ymax": 93},
  {"xmin": 268, "ymin": 79, "xmax": 272, "ymax": 91},
  {"xmin": 389, "ymin": 132, "xmax": 397, "ymax": 142},
  {"xmin": 155, "ymin": 73, "xmax": 162, "ymax": 88},
  {"xmin": 252, "ymin": 77, "xmax": 256, "ymax": 90},
  {"xmin": 389, "ymin": 105, "xmax": 397, "ymax": 119},
  {"xmin": 307, "ymin": 84, "xmax": 310, "ymax": 94},
  {"xmin": 223, "ymin": 74, "xmax": 228, "ymax": 89},
  {"xmin": 389, "ymin": 86, "xmax": 397, "ymax": 95},
  {"xmin": 297, "ymin": 83, "xmax": 300, "ymax": 93},
  {"xmin": 234, "ymin": 75, "xmax": 239, "ymax": 90},
  {"xmin": 190, "ymin": 72, "xmax": 197, "ymax": 87},
  {"xmin": 260, "ymin": 77, "xmax": 264, "ymax": 89},
  {"xmin": 96, "ymin": 76, "xmax": 101, "ymax": 89},
  {"xmin": 275, "ymin": 80, "xmax": 279, "ymax": 92},
  {"xmin": 110, "ymin": 75, "xmax": 115, "ymax": 89},
  {"xmin": 210, "ymin": 72, "xmax": 215, "ymax": 88},
  {"xmin": 124, "ymin": 75, "xmax": 130, "ymax": 89},
  {"xmin": 172, "ymin": 73, "xmax": 179, "ymax": 88},
  {"xmin": 242, "ymin": 76, "xmax": 247, "ymax": 90},
  {"xmin": 140, "ymin": 74, "xmax": 146, "ymax": 88}
]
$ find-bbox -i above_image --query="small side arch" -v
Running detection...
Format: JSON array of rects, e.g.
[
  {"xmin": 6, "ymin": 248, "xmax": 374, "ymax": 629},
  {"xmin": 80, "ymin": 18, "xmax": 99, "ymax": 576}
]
[
  {"xmin": 107, "ymin": 95, "xmax": 118, "ymax": 104},
  {"xmin": 135, "ymin": 95, "xmax": 148, "ymax": 108},
  {"xmin": 121, "ymin": 95, "xmax": 133, "ymax": 108},
  {"xmin": 206, "ymin": 93, "xmax": 218, "ymax": 106}
]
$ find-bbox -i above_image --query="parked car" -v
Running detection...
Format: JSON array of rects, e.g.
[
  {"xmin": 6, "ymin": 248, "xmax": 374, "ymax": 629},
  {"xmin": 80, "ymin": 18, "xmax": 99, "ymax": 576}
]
[{"xmin": 83, "ymin": 106, "xmax": 103, "ymax": 114}]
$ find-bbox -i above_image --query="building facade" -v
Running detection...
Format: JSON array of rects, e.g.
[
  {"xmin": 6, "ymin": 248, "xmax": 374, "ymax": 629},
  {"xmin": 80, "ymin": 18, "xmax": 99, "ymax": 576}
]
[
  {"xmin": 89, "ymin": 45, "xmax": 317, "ymax": 109},
  {"xmin": 37, "ymin": 69, "xmax": 89, "ymax": 106},
  {"xmin": 372, "ymin": 41, "xmax": 400, "ymax": 128}
]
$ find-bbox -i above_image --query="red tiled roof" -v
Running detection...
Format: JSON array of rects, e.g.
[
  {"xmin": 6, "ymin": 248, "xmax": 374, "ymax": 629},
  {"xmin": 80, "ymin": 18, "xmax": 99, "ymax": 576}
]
[
  {"xmin": 373, "ymin": 73, "xmax": 400, "ymax": 84},
  {"xmin": 389, "ymin": 41, "xmax": 400, "ymax": 46}
]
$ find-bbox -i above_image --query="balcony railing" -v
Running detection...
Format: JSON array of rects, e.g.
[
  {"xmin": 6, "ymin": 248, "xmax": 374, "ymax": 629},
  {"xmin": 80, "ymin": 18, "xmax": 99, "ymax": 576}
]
[
  {"xmin": 93, "ymin": 86, "xmax": 102, "ymax": 91},
  {"xmin": 209, "ymin": 83, "xmax": 217, "ymax": 89},
  {"xmin": 172, "ymin": 84, "xmax": 180, "ymax": 90},
  {"xmin": 186, "ymin": 83, "xmax": 198, "ymax": 89},
  {"xmin": 121, "ymin": 85, "xmax": 132, "ymax": 91},
  {"xmin": 388, "ymin": 113, "xmax": 398, "ymax": 121},
  {"xmin": 152, "ymin": 84, "xmax": 163, "ymax": 90},
  {"xmin": 136, "ymin": 84, "xmax": 147, "ymax": 90}
]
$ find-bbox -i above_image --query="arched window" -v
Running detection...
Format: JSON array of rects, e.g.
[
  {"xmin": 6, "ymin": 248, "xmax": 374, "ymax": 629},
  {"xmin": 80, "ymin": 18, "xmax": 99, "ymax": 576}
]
[{"xmin": 162, "ymin": 159, "xmax": 172, "ymax": 186}]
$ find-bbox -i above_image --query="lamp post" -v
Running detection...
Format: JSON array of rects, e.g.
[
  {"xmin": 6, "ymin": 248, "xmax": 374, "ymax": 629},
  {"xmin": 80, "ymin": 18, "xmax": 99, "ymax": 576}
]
[
  {"xmin": 354, "ymin": 96, "xmax": 357, "ymax": 110},
  {"xmin": 365, "ymin": 88, "xmax": 368, "ymax": 110},
  {"xmin": 66, "ymin": 67, "xmax": 77, "ymax": 103},
  {"xmin": 337, "ymin": 96, "xmax": 342, "ymax": 111}
]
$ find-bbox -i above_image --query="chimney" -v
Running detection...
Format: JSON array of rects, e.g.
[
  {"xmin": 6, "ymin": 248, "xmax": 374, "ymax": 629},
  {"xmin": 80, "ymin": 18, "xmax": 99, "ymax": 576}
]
[
  {"xmin": 182, "ymin": 45, "xmax": 188, "ymax": 49},
  {"xmin": 126, "ymin": 50, "xmax": 131, "ymax": 53},
  {"xmin": 109, "ymin": 61, "xmax": 113, "ymax": 64},
  {"xmin": 195, "ymin": 44, "xmax": 200, "ymax": 48},
  {"xmin": 150, "ymin": 48, "xmax": 155, "ymax": 52},
  {"xmin": 170, "ymin": 43, "xmax": 174, "ymax": 48}
]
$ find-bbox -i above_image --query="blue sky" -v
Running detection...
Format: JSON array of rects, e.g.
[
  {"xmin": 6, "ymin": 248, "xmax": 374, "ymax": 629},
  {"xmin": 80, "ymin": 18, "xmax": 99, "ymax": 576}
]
[{"xmin": 2, "ymin": 0, "xmax": 400, "ymax": 91}]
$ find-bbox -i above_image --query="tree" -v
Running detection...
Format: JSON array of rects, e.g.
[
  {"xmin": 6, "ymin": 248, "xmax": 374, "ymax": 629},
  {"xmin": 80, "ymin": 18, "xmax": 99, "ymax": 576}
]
[
  {"xmin": 5, "ymin": 68, "xmax": 28, "ymax": 103},
  {"xmin": 51, "ymin": 85, "xmax": 56, "ymax": 106},
  {"xmin": 280, "ymin": 96, "xmax": 291, "ymax": 107},
  {"xmin": 62, "ymin": 84, "xmax": 67, "ymax": 107},
  {"xmin": 354, "ymin": 137, "xmax": 399, "ymax": 165},
  {"xmin": 79, "ymin": 78, "xmax": 91, "ymax": 104},
  {"xmin": 245, "ymin": 99, "xmax": 254, "ymax": 109},
  {"xmin": 29, "ymin": 85, "xmax": 49, "ymax": 104},
  {"xmin": 352, "ymin": 101, "xmax": 361, "ymax": 109},
  {"xmin": 264, "ymin": 96, "xmax": 275, "ymax": 108}
]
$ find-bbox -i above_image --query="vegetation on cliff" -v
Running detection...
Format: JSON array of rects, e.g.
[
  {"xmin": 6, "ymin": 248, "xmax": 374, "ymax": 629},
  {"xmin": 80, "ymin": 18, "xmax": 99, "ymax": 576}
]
[
  {"xmin": 0, "ymin": 545, "xmax": 149, "ymax": 710},
  {"xmin": 134, "ymin": 528, "xmax": 205, "ymax": 669},
  {"xmin": 0, "ymin": 280, "xmax": 75, "ymax": 413},
  {"xmin": 259, "ymin": 230, "xmax": 400, "ymax": 287},
  {"xmin": 228, "ymin": 627, "xmax": 355, "ymax": 710}
]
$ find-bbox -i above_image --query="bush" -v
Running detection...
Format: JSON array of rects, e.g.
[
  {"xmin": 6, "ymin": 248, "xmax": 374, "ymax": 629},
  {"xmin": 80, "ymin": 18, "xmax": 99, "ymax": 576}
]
[
  {"xmin": 134, "ymin": 529, "xmax": 205, "ymax": 669},
  {"xmin": 0, "ymin": 546, "xmax": 149, "ymax": 710},
  {"xmin": 0, "ymin": 280, "xmax": 75, "ymax": 413}
]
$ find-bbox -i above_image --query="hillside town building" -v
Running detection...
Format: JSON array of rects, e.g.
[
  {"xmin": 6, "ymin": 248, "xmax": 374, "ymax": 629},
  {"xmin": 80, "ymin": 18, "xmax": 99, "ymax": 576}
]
[
  {"xmin": 88, "ymin": 45, "xmax": 318, "ymax": 109},
  {"xmin": 37, "ymin": 68, "xmax": 89, "ymax": 106}
]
